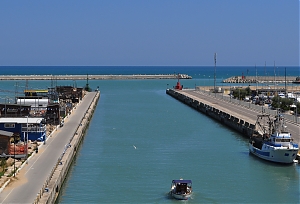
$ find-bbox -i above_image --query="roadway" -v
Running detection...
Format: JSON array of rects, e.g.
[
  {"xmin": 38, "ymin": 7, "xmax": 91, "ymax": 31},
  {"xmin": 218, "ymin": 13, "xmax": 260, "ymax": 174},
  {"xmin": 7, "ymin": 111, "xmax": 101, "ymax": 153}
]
[
  {"xmin": 0, "ymin": 92, "xmax": 97, "ymax": 204},
  {"xmin": 180, "ymin": 89, "xmax": 300, "ymax": 144}
]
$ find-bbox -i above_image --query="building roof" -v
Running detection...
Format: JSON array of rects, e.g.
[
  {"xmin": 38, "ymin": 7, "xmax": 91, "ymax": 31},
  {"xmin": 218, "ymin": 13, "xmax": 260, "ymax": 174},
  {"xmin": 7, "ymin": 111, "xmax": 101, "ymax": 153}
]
[
  {"xmin": 0, "ymin": 130, "xmax": 14, "ymax": 137},
  {"xmin": 0, "ymin": 117, "xmax": 44, "ymax": 124},
  {"xmin": 24, "ymin": 89, "xmax": 48, "ymax": 93}
]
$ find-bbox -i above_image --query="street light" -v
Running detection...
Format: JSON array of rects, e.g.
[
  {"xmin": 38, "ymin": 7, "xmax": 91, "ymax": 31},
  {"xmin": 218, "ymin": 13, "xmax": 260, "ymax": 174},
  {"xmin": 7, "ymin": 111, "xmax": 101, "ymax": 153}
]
[
  {"xmin": 14, "ymin": 133, "xmax": 15, "ymax": 177},
  {"xmin": 214, "ymin": 53, "xmax": 217, "ymax": 97},
  {"xmin": 36, "ymin": 118, "xmax": 45, "ymax": 145},
  {"xmin": 26, "ymin": 116, "xmax": 28, "ymax": 164}
]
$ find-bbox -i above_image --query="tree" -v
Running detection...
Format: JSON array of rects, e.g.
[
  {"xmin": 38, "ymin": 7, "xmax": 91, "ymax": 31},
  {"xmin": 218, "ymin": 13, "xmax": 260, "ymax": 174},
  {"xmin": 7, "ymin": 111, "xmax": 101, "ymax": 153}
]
[
  {"xmin": 271, "ymin": 96, "xmax": 294, "ymax": 111},
  {"xmin": 232, "ymin": 87, "xmax": 249, "ymax": 100}
]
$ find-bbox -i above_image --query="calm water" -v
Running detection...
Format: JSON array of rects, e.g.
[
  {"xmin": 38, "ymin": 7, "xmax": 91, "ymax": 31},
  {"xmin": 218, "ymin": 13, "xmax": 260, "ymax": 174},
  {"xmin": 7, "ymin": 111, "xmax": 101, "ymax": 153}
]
[
  {"xmin": 0, "ymin": 67, "xmax": 299, "ymax": 203},
  {"xmin": 57, "ymin": 79, "xmax": 298, "ymax": 204}
]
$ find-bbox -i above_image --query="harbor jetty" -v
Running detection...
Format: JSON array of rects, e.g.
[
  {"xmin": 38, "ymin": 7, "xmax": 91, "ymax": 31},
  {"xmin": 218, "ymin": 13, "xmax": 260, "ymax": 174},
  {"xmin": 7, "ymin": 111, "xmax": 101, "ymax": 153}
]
[
  {"xmin": 35, "ymin": 91, "xmax": 100, "ymax": 204},
  {"xmin": 166, "ymin": 88, "xmax": 300, "ymax": 145},
  {"xmin": 167, "ymin": 87, "xmax": 300, "ymax": 163},
  {"xmin": 167, "ymin": 89, "xmax": 255, "ymax": 138},
  {"xmin": 0, "ymin": 74, "xmax": 192, "ymax": 80},
  {"xmin": 0, "ymin": 91, "xmax": 100, "ymax": 204}
]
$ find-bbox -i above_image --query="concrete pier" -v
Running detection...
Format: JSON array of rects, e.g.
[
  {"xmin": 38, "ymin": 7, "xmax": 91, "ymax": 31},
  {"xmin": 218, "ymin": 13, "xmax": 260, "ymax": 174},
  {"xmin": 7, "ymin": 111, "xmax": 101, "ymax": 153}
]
[
  {"xmin": 166, "ymin": 89, "xmax": 300, "ymax": 145},
  {"xmin": 0, "ymin": 91, "xmax": 100, "ymax": 204},
  {"xmin": 35, "ymin": 91, "xmax": 100, "ymax": 204},
  {"xmin": 167, "ymin": 89, "xmax": 254, "ymax": 137}
]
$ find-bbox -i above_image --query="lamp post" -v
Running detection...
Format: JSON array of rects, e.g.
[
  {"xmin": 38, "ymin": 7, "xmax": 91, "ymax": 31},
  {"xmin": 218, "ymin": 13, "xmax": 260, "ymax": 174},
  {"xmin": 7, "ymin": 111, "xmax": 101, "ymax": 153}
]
[
  {"xmin": 230, "ymin": 83, "xmax": 232, "ymax": 102},
  {"xmin": 5, "ymin": 98, "xmax": 6, "ymax": 117},
  {"xmin": 36, "ymin": 118, "xmax": 45, "ymax": 145},
  {"xmin": 26, "ymin": 116, "xmax": 28, "ymax": 164},
  {"xmin": 239, "ymin": 88, "xmax": 241, "ymax": 105},
  {"xmin": 14, "ymin": 133, "xmax": 15, "ymax": 177},
  {"xmin": 214, "ymin": 53, "xmax": 217, "ymax": 97}
]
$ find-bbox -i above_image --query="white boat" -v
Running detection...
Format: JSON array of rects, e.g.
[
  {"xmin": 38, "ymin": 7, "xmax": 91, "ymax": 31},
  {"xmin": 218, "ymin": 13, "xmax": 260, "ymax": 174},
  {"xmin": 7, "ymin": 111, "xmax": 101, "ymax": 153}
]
[
  {"xmin": 249, "ymin": 113, "xmax": 299, "ymax": 164},
  {"xmin": 169, "ymin": 179, "xmax": 192, "ymax": 200}
]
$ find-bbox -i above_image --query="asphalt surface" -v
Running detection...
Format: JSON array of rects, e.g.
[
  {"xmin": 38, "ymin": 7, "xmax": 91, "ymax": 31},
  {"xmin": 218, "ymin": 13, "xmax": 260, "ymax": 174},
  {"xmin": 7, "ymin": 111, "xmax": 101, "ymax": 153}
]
[
  {"xmin": 179, "ymin": 89, "xmax": 300, "ymax": 144},
  {"xmin": 0, "ymin": 92, "xmax": 97, "ymax": 204}
]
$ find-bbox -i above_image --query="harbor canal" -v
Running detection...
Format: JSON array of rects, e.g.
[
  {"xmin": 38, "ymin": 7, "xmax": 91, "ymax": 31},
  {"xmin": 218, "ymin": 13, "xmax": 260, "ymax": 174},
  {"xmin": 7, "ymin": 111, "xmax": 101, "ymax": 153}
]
[{"xmin": 56, "ymin": 79, "xmax": 299, "ymax": 203}]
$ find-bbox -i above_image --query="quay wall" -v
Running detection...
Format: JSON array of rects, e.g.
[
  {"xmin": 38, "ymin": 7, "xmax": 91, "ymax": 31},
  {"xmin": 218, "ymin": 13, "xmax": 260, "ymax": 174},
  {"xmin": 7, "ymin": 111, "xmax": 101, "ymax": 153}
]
[
  {"xmin": 34, "ymin": 91, "xmax": 100, "ymax": 204},
  {"xmin": 166, "ymin": 89, "xmax": 254, "ymax": 138}
]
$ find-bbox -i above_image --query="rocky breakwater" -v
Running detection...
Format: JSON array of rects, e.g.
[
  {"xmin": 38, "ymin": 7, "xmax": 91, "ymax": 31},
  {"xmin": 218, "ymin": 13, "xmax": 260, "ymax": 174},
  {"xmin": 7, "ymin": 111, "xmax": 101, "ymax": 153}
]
[{"xmin": 0, "ymin": 74, "xmax": 192, "ymax": 80}]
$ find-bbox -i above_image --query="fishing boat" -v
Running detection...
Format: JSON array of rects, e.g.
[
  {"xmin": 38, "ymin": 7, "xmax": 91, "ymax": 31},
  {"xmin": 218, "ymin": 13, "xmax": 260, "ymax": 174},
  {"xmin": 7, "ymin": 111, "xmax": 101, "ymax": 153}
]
[
  {"xmin": 249, "ymin": 113, "xmax": 299, "ymax": 164},
  {"xmin": 169, "ymin": 179, "xmax": 192, "ymax": 200}
]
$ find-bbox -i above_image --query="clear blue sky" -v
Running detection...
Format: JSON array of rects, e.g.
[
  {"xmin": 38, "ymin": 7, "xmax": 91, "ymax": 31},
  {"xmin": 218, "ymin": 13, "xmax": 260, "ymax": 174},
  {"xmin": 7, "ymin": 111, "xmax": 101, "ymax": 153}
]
[{"xmin": 0, "ymin": 0, "xmax": 299, "ymax": 66}]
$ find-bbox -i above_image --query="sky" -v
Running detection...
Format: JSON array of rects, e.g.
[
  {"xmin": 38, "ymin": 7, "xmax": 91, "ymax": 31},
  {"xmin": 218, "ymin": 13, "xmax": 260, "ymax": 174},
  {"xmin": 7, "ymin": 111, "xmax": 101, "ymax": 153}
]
[{"xmin": 0, "ymin": 0, "xmax": 299, "ymax": 66}]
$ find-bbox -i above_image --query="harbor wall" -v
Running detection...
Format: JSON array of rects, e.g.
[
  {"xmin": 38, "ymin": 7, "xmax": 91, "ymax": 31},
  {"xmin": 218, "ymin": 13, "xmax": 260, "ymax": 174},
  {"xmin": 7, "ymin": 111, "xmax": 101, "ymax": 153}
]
[
  {"xmin": 34, "ymin": 91, "xmax": 100, "ymax": 204},
  {"xmin": 166, "ymin": 89, "xmax": 254, "ymax": 138}
]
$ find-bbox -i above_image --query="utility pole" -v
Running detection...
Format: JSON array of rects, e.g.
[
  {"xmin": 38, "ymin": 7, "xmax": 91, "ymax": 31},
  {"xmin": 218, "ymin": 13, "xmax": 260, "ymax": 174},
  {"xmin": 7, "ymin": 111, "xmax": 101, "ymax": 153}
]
[
  {"xmin": 255, "ymin": 64, "xmax": 258, "ymax": 96},
  {"xmin": 285, "ymin": 67, "xmax": 287, "ymax": 98},
  {"xmin": 214, "ymin": 53, "xmax": 217, "ymax": 97}
]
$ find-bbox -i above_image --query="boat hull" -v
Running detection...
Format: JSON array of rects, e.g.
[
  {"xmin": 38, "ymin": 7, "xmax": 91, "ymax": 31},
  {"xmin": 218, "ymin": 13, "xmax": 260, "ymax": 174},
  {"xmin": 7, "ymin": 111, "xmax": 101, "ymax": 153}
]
[
  {"xmin": 249, "ymin": 144, "xmax": 298, "ymax": 164},
  {"xmin": 170, "ymin": 191, "xmax": 192, "ymax": 200}
]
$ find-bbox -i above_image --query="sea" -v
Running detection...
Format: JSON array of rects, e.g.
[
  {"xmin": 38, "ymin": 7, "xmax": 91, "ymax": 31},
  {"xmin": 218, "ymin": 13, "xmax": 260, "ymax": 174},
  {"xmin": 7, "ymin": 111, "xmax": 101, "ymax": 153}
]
[{"xmin": 0, "ymin": 66, "xmax": 299, "ymax": 203}]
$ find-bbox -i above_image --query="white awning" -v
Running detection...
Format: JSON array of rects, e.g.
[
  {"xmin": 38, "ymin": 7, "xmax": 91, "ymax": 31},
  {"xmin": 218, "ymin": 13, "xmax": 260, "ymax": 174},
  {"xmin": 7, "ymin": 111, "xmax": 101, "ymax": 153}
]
[{"xmin": 0, "ymin": 117, "xmax": 44, "ymax": 124}]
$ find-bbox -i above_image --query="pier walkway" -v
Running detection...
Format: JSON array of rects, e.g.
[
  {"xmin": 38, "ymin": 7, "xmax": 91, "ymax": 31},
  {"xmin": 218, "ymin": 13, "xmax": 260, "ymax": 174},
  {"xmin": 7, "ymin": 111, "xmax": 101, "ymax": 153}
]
[
  {"xmin": 0, "ymin": 91, "xmax": 99, "ymax": 204},
  {"xmin": 167, "ymin": 88, "xmax": 300, "ymax": 144}
]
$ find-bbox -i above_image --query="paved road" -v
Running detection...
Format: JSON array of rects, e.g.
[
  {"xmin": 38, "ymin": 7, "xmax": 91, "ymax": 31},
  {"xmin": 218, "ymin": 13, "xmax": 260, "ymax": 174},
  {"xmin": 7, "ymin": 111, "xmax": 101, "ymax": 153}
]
[
  {"xmin": 179, "ymin": 89, "xmax": 300, "ymax": 144},
  {"xmin": 0, "ymin": 92, "xmax": 97, "ymax": 204}
]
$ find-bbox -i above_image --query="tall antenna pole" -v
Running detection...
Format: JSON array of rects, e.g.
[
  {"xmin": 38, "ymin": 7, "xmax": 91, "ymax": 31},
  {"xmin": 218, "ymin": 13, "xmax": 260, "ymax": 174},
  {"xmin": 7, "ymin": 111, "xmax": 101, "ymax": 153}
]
[
  {"xmin": 274, "ymin": 61, "xmax": 276, "ymax": 92},
  {"xmin": 255, "ymin": 64, "xmax": 257, "ymax": 96},
  {"xmin": 264, "ymin": 61, "xmax": 266, "ymax": 88},
  {"xmin": 285, "ymin": 67, "xmax": 287, "ymax": 98},
  {"xmin": 214, "ymin": 53, "xmax": 217, "ymax": 96}
]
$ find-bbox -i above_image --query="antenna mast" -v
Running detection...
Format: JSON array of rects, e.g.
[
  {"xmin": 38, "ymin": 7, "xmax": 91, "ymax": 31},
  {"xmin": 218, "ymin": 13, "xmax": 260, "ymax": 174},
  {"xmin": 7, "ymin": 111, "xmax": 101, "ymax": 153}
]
[{"xmin": 214, "ymin": 53, "xmax": 217, "ymax": 96}]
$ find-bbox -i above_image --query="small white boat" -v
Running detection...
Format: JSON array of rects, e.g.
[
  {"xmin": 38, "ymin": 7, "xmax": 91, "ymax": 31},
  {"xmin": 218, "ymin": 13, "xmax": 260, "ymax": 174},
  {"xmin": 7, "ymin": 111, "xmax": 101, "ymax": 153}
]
[
  {"xmin": 169, "ymin": 179, "xmax": 192, "ymax": 200},
  {"xmin": 249, "ymin": 113, "xmax": 299, "ymax": 164}
]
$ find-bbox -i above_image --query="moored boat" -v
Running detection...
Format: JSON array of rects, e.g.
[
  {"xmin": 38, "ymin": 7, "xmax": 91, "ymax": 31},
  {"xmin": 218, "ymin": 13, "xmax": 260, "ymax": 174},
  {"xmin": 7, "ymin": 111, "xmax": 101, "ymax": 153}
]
[
  {"xmin": 169, "ymin": 179, "xmax": 192, "ymax": 200},
  {"xmin": 249, "ymin": 113, "xmax": 299, "ymax": 164}
]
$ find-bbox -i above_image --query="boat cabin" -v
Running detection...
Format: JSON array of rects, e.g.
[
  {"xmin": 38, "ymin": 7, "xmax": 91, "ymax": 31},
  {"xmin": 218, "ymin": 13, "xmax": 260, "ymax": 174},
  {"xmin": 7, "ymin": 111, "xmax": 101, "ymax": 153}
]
[{"xmin": 172, "ymin": 180, "xmax": 192, "ymax": 193}]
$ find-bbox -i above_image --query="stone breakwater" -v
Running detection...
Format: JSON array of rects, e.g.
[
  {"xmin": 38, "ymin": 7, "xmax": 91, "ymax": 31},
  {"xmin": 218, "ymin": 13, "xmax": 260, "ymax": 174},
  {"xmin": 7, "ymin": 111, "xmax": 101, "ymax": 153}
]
[{"xmin": 0, "ymin": 74, "xmax": 192, "ymax": 80}]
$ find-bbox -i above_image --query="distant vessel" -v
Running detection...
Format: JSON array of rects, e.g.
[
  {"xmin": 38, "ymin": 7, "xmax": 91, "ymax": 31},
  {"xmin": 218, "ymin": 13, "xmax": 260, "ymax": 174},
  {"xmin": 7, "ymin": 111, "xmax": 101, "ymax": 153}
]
[
  {"xmin": 249, "ymin": 113, "xmax": 299, "ymax": 164},
  {"xmin": 292, "ymin": 76, "xmax": 300, "ymax": 84},
  {"xmin": 169, "ymin": 179, "xmax": 192, "ymax": 200}
]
